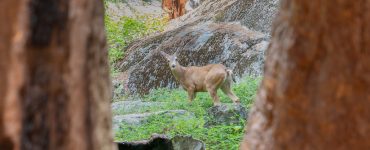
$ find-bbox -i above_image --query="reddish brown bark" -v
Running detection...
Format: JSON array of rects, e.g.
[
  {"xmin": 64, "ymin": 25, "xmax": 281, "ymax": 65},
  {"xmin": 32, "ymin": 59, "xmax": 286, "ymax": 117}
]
[
  {"xmin": 242, "ymin": 0, "xmax": 370, "ymax": 150},
  {"xmin": 162, "ymin": 0, "xmax": 186, "ymax": 19},
  {"xmin": 0, "ymin": 0, "xmax": 113, "ymax": 150},
  {"xmin": 0, "ymin": 0, "xmax": 23, "ymax": 149}
]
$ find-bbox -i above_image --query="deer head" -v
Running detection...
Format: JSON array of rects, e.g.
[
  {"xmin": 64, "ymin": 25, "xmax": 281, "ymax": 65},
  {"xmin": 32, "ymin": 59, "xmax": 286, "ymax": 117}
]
[{"xmin": 160, "ymin": 51, "xmax": 179, "ymax": 70}]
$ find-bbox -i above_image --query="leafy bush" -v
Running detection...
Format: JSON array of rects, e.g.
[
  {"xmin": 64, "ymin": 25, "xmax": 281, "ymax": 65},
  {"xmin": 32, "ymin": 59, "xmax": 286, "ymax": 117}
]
[
  {"xmin": 114, "ymin": 76, "xmax": 261, "ymax": 150},
  {"xmin": 104, "ymin": 13, "xmax": 168, "ymax": 73}
]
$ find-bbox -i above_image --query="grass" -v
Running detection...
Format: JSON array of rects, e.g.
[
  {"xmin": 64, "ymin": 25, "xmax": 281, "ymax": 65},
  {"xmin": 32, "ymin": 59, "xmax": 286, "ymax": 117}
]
[
  {"xmin": 114, "ymin": 76, "xmax": 261, "ymax": 150},
  {"xmin": 104, "ymin": 12, "xmax": 168, "ymax": 74}
]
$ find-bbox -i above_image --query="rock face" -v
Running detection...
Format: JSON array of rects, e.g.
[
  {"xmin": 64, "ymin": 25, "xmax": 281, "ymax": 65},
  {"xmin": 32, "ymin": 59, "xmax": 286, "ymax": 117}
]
[
  {"xmin": 112, "ymin": 79, "xmax": 126, "ymax": 100},
  {"xmin": 221, "ymin": 0, "xmax": 279, "ymax": 33},
  {"xmin": 205, "ymin": 104, "xmax": 248, "ymax": 127},
  {"xmin": 115, "ymin": 22, "xmax": 268, "ymax": 94},
  {"xmin": 185, "ymin": 0, "xmax": 205, "ymax": 13},
  {"xmin": 172, "ymin": 135, "xmax": 206, "ymax": 150},
  {"xmin": 111, "ymin": 100, "xmax": 166, "ymax": 115},
  {"xmin": 168, "ymin": 0, "xmax": 279, "ymax": 33}
]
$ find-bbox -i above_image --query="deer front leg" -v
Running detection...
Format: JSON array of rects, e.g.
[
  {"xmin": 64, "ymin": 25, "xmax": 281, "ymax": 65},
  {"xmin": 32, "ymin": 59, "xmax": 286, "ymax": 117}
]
[{"xmin": 187, "ymin": 89, "xmax": 195, "ymax": 103}]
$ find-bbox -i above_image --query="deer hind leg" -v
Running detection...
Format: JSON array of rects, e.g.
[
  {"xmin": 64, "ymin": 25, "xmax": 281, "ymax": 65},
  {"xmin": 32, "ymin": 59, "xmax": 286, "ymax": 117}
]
[
  {"xmin": 221, "ymin": 83, "xmax": 240, "ymax": 104},
  {"xmin": 206, "ymin": 74, "xmax": 225, "ymax": 106},
  {"xmin": 208, "ymin": 88, "xmax": 221, "ymax": 106}
]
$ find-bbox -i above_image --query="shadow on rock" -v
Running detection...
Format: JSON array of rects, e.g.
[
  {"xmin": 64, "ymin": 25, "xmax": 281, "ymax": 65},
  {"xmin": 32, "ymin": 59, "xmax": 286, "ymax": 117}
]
[{"xmin": 116, "ymin": 134, "xmax": 206, "ymax": 150}]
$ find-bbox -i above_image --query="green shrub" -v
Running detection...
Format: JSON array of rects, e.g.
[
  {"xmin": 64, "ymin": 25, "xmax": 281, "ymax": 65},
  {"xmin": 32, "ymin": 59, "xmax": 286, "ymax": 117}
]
[
  {"xmin": 105, "ymin": 15, "xmax": 126, "ymax": 64},
  {"xmin": 104, "ymin": 13, "xmax": 168, "ymax": 72}
]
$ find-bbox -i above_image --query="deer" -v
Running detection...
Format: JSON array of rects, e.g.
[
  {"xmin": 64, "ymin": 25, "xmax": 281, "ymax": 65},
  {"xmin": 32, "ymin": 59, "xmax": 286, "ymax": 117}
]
[{"xmin": 160, "ymin": 51, "xmax": 240, "ymax": 106}]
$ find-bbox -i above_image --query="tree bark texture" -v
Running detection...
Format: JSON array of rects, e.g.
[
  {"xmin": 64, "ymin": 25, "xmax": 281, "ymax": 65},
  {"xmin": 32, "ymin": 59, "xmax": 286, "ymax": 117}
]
[
  {"xmin": 0, "ymin": 0, "xmax": 113, "ymax": 150},
  {"xmin": 243, "ymin": 0, "xmax": 370, "ymax": 150}
]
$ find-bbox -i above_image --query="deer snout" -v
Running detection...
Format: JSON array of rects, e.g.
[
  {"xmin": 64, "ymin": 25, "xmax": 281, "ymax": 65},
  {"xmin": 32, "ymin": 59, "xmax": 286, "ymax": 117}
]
[{"xmin": 171, "ymin": 64, "xmax": 176, "ymax": 68}]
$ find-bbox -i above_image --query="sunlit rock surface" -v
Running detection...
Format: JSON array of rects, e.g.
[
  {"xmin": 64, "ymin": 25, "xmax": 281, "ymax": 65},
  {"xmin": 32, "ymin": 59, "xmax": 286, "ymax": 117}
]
[{"xmin": 168, "ymin": 0, "xmax": 279, "ymax": 33}]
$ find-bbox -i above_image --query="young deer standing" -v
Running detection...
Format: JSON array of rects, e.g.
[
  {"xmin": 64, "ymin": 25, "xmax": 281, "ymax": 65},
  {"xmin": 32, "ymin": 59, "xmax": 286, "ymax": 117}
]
[{"xmin": 160, "ymin": 51, "xmax": 240, "ymax": 106}]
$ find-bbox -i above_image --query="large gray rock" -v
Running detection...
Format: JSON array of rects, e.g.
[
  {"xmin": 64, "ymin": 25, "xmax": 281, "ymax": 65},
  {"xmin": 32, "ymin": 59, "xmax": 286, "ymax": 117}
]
[
  {"xmin": 112, "ymin": 79, "xmax": 125, "ymax": 100},
  {"xmin": 113, "ymin": 110, "xmax": 195, "ymax": 131},
  {"xmin": 204, "ymin": 104, "xmax": 248, "ymax": 127},
  {"xmin": 172, "ymin": 135, "xmax": 206, "ymax": 150},
  {"xmin": 111, "ymin": 100, "xmax": 166, "ymax": 115},
  {"xmin": 222, "ymin": 0, "xmax": 279, "ymax": 33},
  {"xmin": 115, "ymin": 22, "xmax": 268, "ymax": 94},
  {"xmin": 185, "ymin": 0, "xmax": 206, "ymax": 13},
  {"xmin": 168, "ymin": 0, "xmax": 279, "ymax": 33}
]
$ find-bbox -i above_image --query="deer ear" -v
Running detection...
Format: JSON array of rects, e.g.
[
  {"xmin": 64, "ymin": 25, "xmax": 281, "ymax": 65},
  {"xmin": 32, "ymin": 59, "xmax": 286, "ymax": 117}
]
[{"xmin": 174, "ymin": 51, "xmax": 179, "ymax": 56}]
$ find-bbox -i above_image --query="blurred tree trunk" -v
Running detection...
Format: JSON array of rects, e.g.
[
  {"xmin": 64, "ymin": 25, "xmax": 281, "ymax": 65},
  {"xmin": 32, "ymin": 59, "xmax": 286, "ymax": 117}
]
[
  {"xmin": 0, "ymin": 0, "xmax": 113, "ymax": 150},
  {"xmin": 242, "ymin": 0, "xmax": 370, "ymax": 150},
  {"xmin": 162, "ymin": 0, "xmax": 186, "ymax": 19}
]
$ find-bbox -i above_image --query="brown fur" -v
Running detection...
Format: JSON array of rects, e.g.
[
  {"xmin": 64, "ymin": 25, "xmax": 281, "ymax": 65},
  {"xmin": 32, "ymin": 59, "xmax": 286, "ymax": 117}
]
[{"xmin": 160, "ymin": 51, "xmax": 240, "ymax": 106}]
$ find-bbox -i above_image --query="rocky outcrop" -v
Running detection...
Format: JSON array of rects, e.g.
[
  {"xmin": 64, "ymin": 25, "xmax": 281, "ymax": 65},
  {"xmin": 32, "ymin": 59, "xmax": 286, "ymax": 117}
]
[
  {"xmin": 185, "ymin": 0, "xmax": 206, "ymax": 13},
  {"xmin": 204, "ymin": 104, "xmax": 248, "ymax": 127},
  {"xmin": 168, "ymin": 0, "xmax": 279, "ymax": 33},
  {"xmin": 112, "ymin": 79, "xmax": 126, "ymax": 100},
  {"xmin": 225, "ymin": 0, "xmax": 279, "ymax": 33},
  {"xmin": 115, "ymin": 22, "xmax": 268, "ymax": 94},
  {"xmin": 111, "ymin": 100, "xmax": 166, "ymax": 115}
]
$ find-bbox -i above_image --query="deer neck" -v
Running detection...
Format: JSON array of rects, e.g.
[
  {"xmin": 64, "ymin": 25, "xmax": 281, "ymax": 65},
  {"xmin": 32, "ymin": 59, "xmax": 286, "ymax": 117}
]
[{"xmin": 171, "ymin": 65, "xmax": 187, "ymax": 83}]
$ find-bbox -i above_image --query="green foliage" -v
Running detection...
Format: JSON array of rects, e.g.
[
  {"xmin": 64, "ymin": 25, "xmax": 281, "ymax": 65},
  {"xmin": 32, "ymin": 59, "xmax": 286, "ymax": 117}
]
[
  {"xmin": 105, "ymin": 15, "xmax": 125, "ymax": 64},
  {"xmin": 104, "ymin": 13, "xmax": 168, "ymax": 72},
  {"xmin": 114, "ymin": 76, "xmax": 261, "ymax": 149}
]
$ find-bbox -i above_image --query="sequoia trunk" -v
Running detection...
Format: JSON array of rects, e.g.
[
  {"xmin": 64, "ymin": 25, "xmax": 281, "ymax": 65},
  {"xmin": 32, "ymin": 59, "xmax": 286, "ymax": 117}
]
[
  {"xmin": 162, "ymin": 0, "xmax": 186, "ymax": 19},
  {"xmin": 0, "ymin": 0, "xmax": 113, "ymax": 150},
  {"xmin": 243, "ymin": 0, "xmax": 370, "ymax": 149}
]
